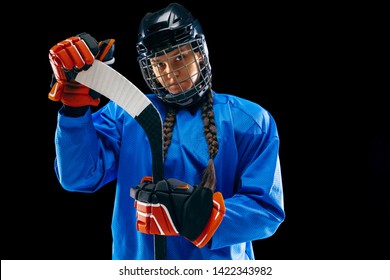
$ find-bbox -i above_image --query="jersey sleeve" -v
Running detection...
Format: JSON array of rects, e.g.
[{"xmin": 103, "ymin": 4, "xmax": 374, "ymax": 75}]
[
  {"xmin": 210, "ymin": 103, "xmax": 285, "ymax": 250},
  {"xmin": 53, "ymin": 102, "xmax": 122, "ymax": 192}
]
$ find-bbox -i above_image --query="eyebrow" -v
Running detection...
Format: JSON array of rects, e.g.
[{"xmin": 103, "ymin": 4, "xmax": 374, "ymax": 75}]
[{"xmin": 151, "ymin": 46, "xmax": 192, "ymax": 63}]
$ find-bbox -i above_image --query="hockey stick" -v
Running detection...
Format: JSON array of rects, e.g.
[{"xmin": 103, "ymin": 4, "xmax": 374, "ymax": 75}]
[{"xmin": 75, "ymin": 60, "xmax": 167, "ymax": 260}]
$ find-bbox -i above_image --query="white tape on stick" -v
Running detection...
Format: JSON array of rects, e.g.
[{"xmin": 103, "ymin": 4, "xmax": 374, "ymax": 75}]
[{"xmin": 75, "ymin": 60, "xmax": 150, "ymax": 118}]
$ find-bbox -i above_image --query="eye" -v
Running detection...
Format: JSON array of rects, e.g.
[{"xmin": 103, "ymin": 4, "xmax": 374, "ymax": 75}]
[{"xmin": 156, "ymin": 62, "xmax": 166, "ymax": 69}]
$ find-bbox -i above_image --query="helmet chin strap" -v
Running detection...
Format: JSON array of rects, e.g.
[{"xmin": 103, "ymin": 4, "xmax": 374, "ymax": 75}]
[
  {"xmin": 164, "ymin": 87, "xmax": 211, "ymax": 110},
  {"xmin": 175, "ymin": 98, "xmax": 195, "ymax": 107}
]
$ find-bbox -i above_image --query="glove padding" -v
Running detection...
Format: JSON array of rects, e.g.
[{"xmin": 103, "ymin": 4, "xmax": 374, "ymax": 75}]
[
  {"xmin": 130, "ymin": 176, "xmax": 226, "ymax": 248},
  {"xmin": 48, "ymin": 32, "xmax": 115, "ymax": 107}
]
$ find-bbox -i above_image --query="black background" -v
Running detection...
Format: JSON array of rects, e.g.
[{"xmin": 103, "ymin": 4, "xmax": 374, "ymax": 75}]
[{"xmin": 3, "ymin": 1, "xmax": 388, "ymax": 260}]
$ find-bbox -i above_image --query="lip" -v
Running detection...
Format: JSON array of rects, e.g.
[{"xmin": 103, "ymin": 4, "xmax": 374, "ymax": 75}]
[{"xmin": 167, "ymin": 84, "xmax": 182, "ymax": 93}]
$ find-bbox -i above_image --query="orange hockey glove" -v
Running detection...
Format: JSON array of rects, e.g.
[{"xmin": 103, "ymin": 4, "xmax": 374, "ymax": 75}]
[
  {"xmin": 130, "ymin": 176, "xmax": 226, "ymax": 248},
  {"xmin": 48, "ymin": 32, "xmax": 115, "ymax": 107}
]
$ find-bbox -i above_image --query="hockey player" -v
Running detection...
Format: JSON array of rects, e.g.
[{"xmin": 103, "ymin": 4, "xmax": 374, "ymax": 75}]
[{"xmin": 48, "ymin": 2, "xmax": 285, "ymax": 259}]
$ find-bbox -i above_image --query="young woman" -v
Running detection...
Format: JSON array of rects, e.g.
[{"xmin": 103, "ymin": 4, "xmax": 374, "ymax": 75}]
[{"xmin": 48, "ymin": 2, "xmax": 285, "ymax": 260}]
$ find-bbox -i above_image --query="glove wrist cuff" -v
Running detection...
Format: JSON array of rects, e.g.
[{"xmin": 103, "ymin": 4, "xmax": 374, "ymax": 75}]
[{"xmin": 62, "ymin": 105, "xmax": 89, "ymax": 117}]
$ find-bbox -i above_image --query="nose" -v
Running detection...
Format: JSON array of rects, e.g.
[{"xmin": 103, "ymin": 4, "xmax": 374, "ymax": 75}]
[{"xmin": 165, "ymin": 63, "xmax": 180, "ymax": 79}]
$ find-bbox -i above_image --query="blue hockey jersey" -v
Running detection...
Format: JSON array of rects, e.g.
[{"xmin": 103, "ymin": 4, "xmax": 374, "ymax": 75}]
[{"xmin": 53, "ymin": 91, "xmax": 285, "ymax": 260}]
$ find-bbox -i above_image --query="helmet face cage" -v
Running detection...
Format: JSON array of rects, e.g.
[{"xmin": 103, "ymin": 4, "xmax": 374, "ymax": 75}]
[{"xmin": 138, "ymin": 36, "xmax": 212, "ymax": 107}]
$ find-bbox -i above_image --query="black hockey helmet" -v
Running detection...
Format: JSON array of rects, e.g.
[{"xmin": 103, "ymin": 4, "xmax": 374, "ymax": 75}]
[{"xmin": 136, "ymin": 3, "xmax": 212, "ymax": 107}]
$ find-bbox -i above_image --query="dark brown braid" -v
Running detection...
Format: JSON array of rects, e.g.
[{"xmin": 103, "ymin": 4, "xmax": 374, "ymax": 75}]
[
  {"xmin": 199, "ymin": 90, "xmax": 219, "ymax": 191},
  {"xmin": 163, "ymin": 106, "xmax": 177, "ymax": 160},
  {"xmin": 162, "ymin": 90, "xmax": 219, "ymax": 192}
]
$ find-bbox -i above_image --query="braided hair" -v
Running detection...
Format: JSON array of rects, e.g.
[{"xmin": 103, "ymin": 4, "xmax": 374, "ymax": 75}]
[{"xmin": 162, "ymin": 89, "xmax": 218, "ymax": 192}]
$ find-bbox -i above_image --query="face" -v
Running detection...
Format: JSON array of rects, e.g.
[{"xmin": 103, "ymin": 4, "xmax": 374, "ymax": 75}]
[{"xmin": 150, "ymin": 44, "xmax": 203, "ymax": 94}]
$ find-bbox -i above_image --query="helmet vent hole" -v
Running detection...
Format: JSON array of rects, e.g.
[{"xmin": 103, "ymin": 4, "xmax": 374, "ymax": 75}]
[
  {"xmin": 147, "ymin": 23, "xmax": 166, "ymax": 33},
  {"xmin": 175, "ymin": 25, "xmax": 192, "ymax": 41}
]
